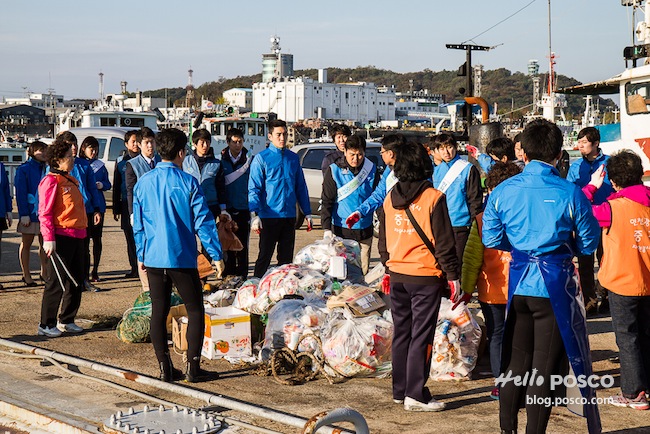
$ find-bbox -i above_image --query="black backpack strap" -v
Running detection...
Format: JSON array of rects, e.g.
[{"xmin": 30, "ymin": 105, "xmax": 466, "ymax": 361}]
[{"xmin": 404, "ymin": 207, "xmax": 435, "ymax": 256}]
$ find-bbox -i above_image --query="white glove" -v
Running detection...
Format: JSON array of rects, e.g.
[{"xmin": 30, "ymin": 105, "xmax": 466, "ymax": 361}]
[
  {"xmin": 220, "ymin": 210, "xmax": 232, "ymax": 221},
  {"xmin": 305, "ymin": 214, "xmax": 313, "ymax": 232},
  {"xmin": 214, "ymin": 259, "xmax": 226, "ymax": 278},
  {"xmin": 20, "ymin": 216, "xmax": 31, "ymax": 227},
  {"xmin": 448, "ymin": 279, "xmax": 462, "ymax": 303},
  {"xmin": 43, "ymin": 241, "xmax": 56, "ymax": 257},
  {"xmin": 5, "ymin": 212, "xmax": 12, "ymax": 227},
  {"xmin": 589, "ymin": 164, "xmax": 606, "ymax": 190},
  {"xmin": 96, "ymin": 181, "xmax": 103, "ymax": 190},
  {"xmin": 251, "ymin": 215, "xmax": 262, "ymax": 234},
  {"xmin": 323, "ymin": 230, "xmax": 333, "ymax": 240}
]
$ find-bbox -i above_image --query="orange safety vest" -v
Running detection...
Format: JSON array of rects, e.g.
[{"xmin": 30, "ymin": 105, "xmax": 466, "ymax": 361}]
[
  {"xmin": 476, "ymin": 213, "xmax": 510, "ymax": 304},
  {"xmin": 384, "ymin": 188, "xmax": 444, "ymax": 277},
  {"xmin": 599, "ymin": 198, "xmax": 650, "ymax": 296}
]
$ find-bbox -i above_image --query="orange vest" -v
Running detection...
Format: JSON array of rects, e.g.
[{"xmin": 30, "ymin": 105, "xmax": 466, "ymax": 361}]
[
  {"xmin": 52, "ymin": 173, "xmax": 87, "ymax": 231},
  {"xmin": 476, "ymin": 213, "xmax": 510, "ymax": 304},
  {"xmin": 384, "ymin": 188, "xmax": 444, "ymax": 277},
  {"xmin": 599, "ymin": 197, "xmax": 650, "ymax": 296}
]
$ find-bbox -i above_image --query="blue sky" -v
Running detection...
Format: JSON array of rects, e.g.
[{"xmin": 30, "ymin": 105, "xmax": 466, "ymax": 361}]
[{"xmin": 0, "ymin": 0, "xmax": 634, "ymax": 100}]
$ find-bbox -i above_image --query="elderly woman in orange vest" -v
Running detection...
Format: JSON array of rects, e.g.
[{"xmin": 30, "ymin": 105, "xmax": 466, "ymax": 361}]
[
  {"xmin": 583, "ymin": 150, "xmax": 650, "ymax": 411},
  {"xmin": 461, "ymin": 162, "xmax": 522, "ymax": 401},
  {"xmin": 378, "ymin": 141, "xmax": 460, "ymax": 412}
]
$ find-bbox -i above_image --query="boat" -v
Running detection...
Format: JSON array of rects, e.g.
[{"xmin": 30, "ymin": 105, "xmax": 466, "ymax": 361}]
[
  {"xmin": 558, "ymin": 0, "xmax": 650, "ymax": 176},
  {"xmin": 200, "ymin": 112, "xmax": 268, "ymax": 155}
]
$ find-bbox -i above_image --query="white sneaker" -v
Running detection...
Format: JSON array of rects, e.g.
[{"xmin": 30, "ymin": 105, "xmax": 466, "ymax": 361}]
[
  {"xmin": 38, "ymin": 325, "xmax": 62, "ymax": 338},
  {"xmin": 393, "ymin": 398, "xmax": 404, "ymax": 404},
  {"xmin": 404, "ymin": 396, "xmax": 446, "ymax": 412},
  {"xmin": 57, "ymin": 322, "xmax": 83, "ymax": 333}
]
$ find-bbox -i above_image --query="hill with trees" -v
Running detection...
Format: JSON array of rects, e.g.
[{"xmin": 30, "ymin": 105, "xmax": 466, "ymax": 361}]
[{"xmin": 142, "ymin": 66, "xmax": 615, "ymax": 120}]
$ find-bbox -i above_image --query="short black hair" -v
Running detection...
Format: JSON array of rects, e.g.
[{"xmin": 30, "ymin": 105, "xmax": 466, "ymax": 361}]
[
  {"xmin": 192, "ymin": 128, "xmax": 211, "ymax": 145},
  {"xmin": 27, "ymin": 140, "xmax": 46, "ymax": 158},
  {"xmin": 330, "ymin": 123, "xmax": 351, "ymax": 138},
  {"xmin": 140, "ymin": 127, "xmax": 155, "ymax": 141},
  {"xmin": 607, "ymin": 150, "xmax": 643, "ymax": 188},
  {"xmin": 393, "ymin": 140, "xmax": 433, "ymax": 182},
  {"xmin": 381, "ymin": 134, "xmax": 406, "ymax": 153},
  {"xmin": 124, "ymin": 130, "xmax": 137, "ymax": 143},
  {"xmin": 344, "ymin": 134, "xmax": 366, "ymax": 152},
  {"xmin": 520, "ymin": 119, "xmax": 563, "ymax": 163},
  {"xmin": 577, "ymin": 127, "xmax": 600, "ymax": 144},
  {"xmin": 46, "ymin": 138, "xmax": 72, "ymax": 169},
  {"xmin": 268, "ymin": 119, "xmax": 287, "ymax": 132},
  {"xmin": 56, "ymin": 131, "xmax": 78, "ymax": 146},
  {"xmin": 432, "ymin": 133, "xmax": 457, "ymax": 150},
  {"xmin": 156, "ymin": 128, "xmax": 187, "ymax": 160},
  {"xmin": 486, "ymin": 137, "xmax": 516, "ymax": 161},
  {"xmin": 226, "ymin": 127, "xmax": 244, "ymax": 142},
  {"xmin": 485, "ymin": 161, "xmax": 522, "ymax": 190}
]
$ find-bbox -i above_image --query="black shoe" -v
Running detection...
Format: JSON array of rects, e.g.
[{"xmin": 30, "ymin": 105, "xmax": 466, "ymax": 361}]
[
  {"xmin": 597, "ymin": 298, "xmax": 610, "ymax": 314},
  {"xmin": 585, "ymin": 297, "xmax": 598, "ymax": 317},
  {"xmin": 159, "ymin": 354, "xmax": 183, "ymax": 382},
  {"xmin": 185, "ymin": 357, "xmax": 218, "ymax": 383},
  {"xmin": 124, "ymin": 271, "xmax": 138, "ymax": 279},
  {"xmin": 501, "ymin": 430, "xmax": 517, "ymax": 434},
  {"xmin": 21, "ymin": 277, "xmax": 38, "ymax": 287}
]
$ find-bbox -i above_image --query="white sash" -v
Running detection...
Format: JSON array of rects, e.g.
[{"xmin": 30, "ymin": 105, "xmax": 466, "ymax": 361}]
[
  {"xmin": 90, "ymin": 159, "xmax": 105, "ymax": 174},
  {"xmin": 337, "ymin": 158, "xmax": 374, "ymax": 201},
  {"xmin": 386, "ymin": 170, "xmax": 398, "ymax": 192},
  {"xmin": 225, "ymin": 156, "xmax": 252, "ymax": 185},
  {"xmin": 437, "ymin": 159, "xmax": 470, "ymax": 194}
]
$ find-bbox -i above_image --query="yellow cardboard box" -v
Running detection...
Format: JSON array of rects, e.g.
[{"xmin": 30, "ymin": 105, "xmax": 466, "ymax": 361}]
[{"xmin": 201, "ymin": 306, "xmax": 252, "ymax": 359}]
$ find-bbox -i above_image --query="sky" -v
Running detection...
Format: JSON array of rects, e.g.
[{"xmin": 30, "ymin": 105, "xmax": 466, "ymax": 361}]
[{"xmin": 0, "ymin": 0, "xmax": 637, "ymax": 101}]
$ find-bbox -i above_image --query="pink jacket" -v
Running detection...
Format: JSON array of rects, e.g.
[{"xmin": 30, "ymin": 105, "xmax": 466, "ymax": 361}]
[{"xmin": 583, "ymin": 183, "xmax": 650, "ymax": 228}]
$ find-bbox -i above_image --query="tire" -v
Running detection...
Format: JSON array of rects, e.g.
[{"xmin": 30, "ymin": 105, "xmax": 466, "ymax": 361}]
[
  {"xmin": 373, "ymin": 211, "xmax": 380, "ymax": 238},
  {"xmin": 295, "ymin": 205, "xmax": 305, "ymax": 229}
]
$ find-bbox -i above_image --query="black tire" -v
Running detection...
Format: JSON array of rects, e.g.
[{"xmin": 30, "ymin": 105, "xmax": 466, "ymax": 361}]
[
  {"xmin": 373, "ymin": 211, "xmax": 380, "ymax": 238},
  {"xmin": 295, "ymin": 205, "xmax": 305, "ymax": 229}
]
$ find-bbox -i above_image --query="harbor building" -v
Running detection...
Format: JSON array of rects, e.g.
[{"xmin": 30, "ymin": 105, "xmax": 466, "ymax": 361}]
[
  {"xmin": 262, "ymin": 36, "xmax": 293, "ymax": 83},
  {"xmin": 2, "ymin": 93, "xmax": 64, "ymax": 109},
  {"xmin": 223, "ymin": 88, "xmax": 253, "ymax": 111}
]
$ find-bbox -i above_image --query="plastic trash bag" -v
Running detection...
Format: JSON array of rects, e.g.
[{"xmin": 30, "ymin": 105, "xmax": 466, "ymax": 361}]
[
  {"xmin": 294, "ymin": 236, "xmax": 364, "ymax": 282},
  {"xmin": 232, "ymin": 278, "xmax": 261, "ymax": 313}
]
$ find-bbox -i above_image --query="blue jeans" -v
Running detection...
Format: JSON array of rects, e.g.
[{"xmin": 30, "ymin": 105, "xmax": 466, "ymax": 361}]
[
  {"xmin": 609, "ymin": 291, "xmax": 650, "ymax": 397},
  {"xmin": 479, "ymin": 301, "xmax": 507, "ymax": 379}
]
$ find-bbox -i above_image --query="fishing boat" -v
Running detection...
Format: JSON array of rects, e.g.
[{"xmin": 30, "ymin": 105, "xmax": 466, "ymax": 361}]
[{"xmin": 200, "ymin": 113, "xmax": 268, "ymax": 155}]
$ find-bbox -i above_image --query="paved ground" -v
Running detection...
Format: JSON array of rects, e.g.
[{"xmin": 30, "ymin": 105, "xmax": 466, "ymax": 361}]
[{"xmin": 0, "ymin": 215, "xmax": 648, "ymax": 433}]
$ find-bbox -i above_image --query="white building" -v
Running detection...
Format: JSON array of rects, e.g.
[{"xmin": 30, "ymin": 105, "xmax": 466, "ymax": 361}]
[
  {"xmin": 3, "ymin": 93, "xmax": 64, "ymax": 109},
  {"xmin": 223, "ymin": 88, "xmax": 253, "ymax": 111},
  {"xmin": 252, "ymin": 70, "xmax": 395, "ymax": 124}
]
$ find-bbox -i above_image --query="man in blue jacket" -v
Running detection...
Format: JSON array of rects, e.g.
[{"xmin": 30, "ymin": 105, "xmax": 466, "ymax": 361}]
[
  {"xmin": 133, "ymin": 128, "xmax": 225, "ymax": 383},
  {"xmin": 482, "ymin": 119, "xmax": 601, "ymax": 434},
  {"xmin": 567, "ymin": 126, "xmax": 613, "ymax": 314},
  {"xmin": 248, "ymin": 119, "xmax": 312, "ymax": 278}
]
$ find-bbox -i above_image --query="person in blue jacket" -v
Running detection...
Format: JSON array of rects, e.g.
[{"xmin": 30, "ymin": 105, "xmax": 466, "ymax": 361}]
[
  {"xmin": 14, "ymin": 141, "xmax": 47, "ymax": 287},
  {"xmin": 567, "ymin": 126, "xmax": 614, "ymax": 314},
  {"xmin": 482, "ymin": 119, "xmax": 602, "ymax": 434},
  {"xmin": 0, "ymin": 161, "xmax": 12, "ymax": 290},
  {"xmin": 248, "ymin": 119, "xmax": 312, "ymax": 278},
  {"xmin": 80, "ymin": 136, "xmax": 112, "ymax": 283},
  {"xmin": 219, "ymin": 128, "xmax": 252, "ymax": 278},
  {"xmin": 57, "ymin": 131, "xmax": 102, "ymax": 292},
  {"xmin": 133, "ymin": 128, "xmax": 225, "ymax": 383},
  {"xmin": 432, "ymin": 133, "xmax": 483, "ymax": 265}
]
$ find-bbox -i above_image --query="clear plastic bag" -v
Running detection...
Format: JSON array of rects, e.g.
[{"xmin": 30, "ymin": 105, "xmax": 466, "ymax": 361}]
[
  {"xmin": 294, "ymin": 236, "xmax": 363, "ymax": 279},
  {"xmin": 320, "ymin": 308, "xmax": 394, "ymax": 378},
  {"xmin": 232, "ymin": 278, "xmax": 261, "ymax": 313},
  {"xmin": 429, "ymin": 298, "xmax": 482, "ymax": 381}
]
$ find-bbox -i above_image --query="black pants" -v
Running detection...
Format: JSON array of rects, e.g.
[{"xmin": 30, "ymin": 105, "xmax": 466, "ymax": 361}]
[
  {"xmin": 40, "ymin": 235, "xmax": 85, "ymax": 327},
  {"xmin": 452, "ymin": 226, "xmax": 471, "ymax": 267},
  {"xmin": 390, "ymin": 279, "xmax": 444, "ymax": 403},
  {"xmin": 500, "ymin": 295, "xmax": 566, "ymax": 434},
  {"xmin": 148, "ymin": 267, "xmax": 205, "ymax": 362},
  {"xmin": 577, "ymin": 240, "xmax": 604, "ymax": 303},
  {"xmin": 253, "ymin": 217, "xmax": 296, "ymax": 278},
  {"xmin": 84, "ymin": 212, "xmax": 105, "ymax": 279},
  {"xmin": 224, "ymin": 209, "xmax": 250, "ymax": 278},
  {"xmin": 120, "ymin": 202, "xmax": 138, "ymax": 274}
]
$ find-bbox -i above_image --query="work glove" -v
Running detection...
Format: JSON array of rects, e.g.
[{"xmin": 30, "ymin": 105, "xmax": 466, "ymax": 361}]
[
  {"xmin": 381, "ymin": 274, "xmax": 391, "ymax": 295},
  {"xmin": 5, "ymin": 212, "xmax": 12, "ymax": 227},
  {"xmin": 323, "ymin": 230, "xmax": 333, "ymax": 240},
  {"xmin": 452, "ymin": 292, "xmax": 472, "ymax": 310},
  {"xmin": 43, "ymin": 241, "xmax": 56, "ymax": 257},
  {"xmin": 220, "ymin": 209, "xmax": 232, "ymax": 222},
  {"xmin": 589, "ymin": 164, "xmax": 606, "ymax": 190},
  {"xmin": 96, "ymin": 181, "xmax": 103, "ymax": 190},
  {"xmin": 448, "ymin": 279, "xmax": 462, "ymax": 303},
  {"xmin": 214, "ymin": 259, "xmax": 226, "ymax": 279},
  {"xmin": 251, "ymin": 215, "xmax": 262, "ymax": 234},
  {"xmin": 465, "ymin": 145, "xmax": 479, "ymax": 159},
  {"xmin": 305, "ymin": 215, "xmax": 313, "ymax": 232},
  {"xmin": 20, "ymin": 216, "xmax": 31, "ymax": 227},
  {"xmin": 345, "ymin": 211, "xmax": 361, "ymax": 229}
]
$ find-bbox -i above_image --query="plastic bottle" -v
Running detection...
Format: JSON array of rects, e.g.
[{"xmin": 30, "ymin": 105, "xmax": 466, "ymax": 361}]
[{"xmin": 331, "ymin": 278, "xmax": 342, "ymax": 295}]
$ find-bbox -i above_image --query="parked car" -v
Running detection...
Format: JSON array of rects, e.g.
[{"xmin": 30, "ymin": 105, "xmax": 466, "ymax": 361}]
[{"xmin": 292, "ymin": 141, "xmax": 386, "ymax": 231}]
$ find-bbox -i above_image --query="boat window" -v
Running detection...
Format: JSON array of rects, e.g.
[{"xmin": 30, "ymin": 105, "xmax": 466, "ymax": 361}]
[
  {"xmin": 109, "ymin": 137, "xmax": 125, "ymax": 161},
  {"xmin": 301, "ymin": 149, "xmax": 327, "ymax": 170},
  {"xmin": 0, "ymin": 156, "xmax": 7, "ymax": 162},
  {"xmin": 96, "ymin": 138, "xmax": 107, "ymax": 159},
  {"xmin": 626, "ymin": 82, "xmax": 650, "ymax": 114},
  {"xmin": 225, "ymin": 122, "xmax": 234, "ymax": 135},
  {"xmin": 247, "ymin": 124, "xmax": 255, "ymax": 136},
  {"xmin": 121, "ymin": 117, "xmax": 145, "ymax": 128},
  {"xmin": 100, "ymin": 117, "xmax": 118, "ymax": 127},
  {"xmin": 258, "ymin": 124, "xmax": 265, "ymax": 136},
  {"xmin": 12, "ymin": 155, "xmax": 23, "ymax": 162}
]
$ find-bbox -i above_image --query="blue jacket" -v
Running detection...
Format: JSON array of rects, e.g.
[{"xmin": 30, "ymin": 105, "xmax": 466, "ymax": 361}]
[
  {"xmin": 71, "ymin": 157, "xmax": 101, "ymax": 214},
  {"xmin": 248, "ymin": 145, "xmax": 311, "ymax": 218},
  {"xmin": 433, "ymin": 155, "xmax": 483, "ymax": 227},
  {"xmin": 133, "ymin": 162, "xmax": 223, "ymax": 268},
  {"xmin": 182, "ymin": 152, "xmax": 221, "ymax": 208},
  {"xmin": 0, "ymin": 162, "xmax": 12, "ymax": 218},
  {"xmin": 482, "ymin": 161, "xmax": 600, "ymax": 298},
  {"xmin": 327, "ymin": 160, "xmax": 376, "ymax": 230},
  {"xmin": 14, "ymin": 158, "xmax": 45, "ymax": 221},
  {"xmin": 358, "ymin": 166, "xmax": 396, "ymax": 218},
  {"xmin": 566, "ymin": 151, "xmax": 613, "ymax": 205},
  {"xmin": 126, "ymin": 154, "xmax": 162, "ymax": 215},
  {"xmin": 88, "ymin": 158, "xmax": 112, "ymax": 213},
  {"xmin": 221, "ymin": 148, "xmax": 252, "ymax": 211}
]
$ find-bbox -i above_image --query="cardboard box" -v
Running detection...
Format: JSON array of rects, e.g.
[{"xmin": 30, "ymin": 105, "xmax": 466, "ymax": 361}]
[
  {"xmin": 326, "ymin": 285, "xmax": 386, "ymax": 316},
  {"xmin": 172, "ymin": 316, "xmax": 188, "ymax": 352},
  {"xmin": 201, "ymin": 306, "xmax": 252, "ymax": 359},
  {"xmin": 166, "ymin": 304, "xmax": 187, "ymax": 333}
]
